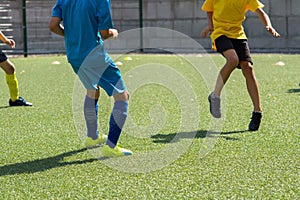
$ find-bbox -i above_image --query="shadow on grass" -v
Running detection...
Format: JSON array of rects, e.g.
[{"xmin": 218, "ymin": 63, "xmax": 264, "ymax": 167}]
[
  {"xmin": 151, "ymin": 129, "xmax": 249, "ymax": 143},
  {"xmin": 0, "ymin": 148, "xmax": 97, "ymax": 176},
  {"xmin": 0, "ymin": 105, "xmax": 10, "ymax": 109},
  {"xmin": 287, "ymin": 88, "xmax": 300, "ymax": 94}
]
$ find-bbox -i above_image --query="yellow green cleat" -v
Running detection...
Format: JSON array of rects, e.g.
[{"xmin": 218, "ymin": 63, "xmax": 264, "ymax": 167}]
[
  {"xmin": 102, "ymin": 144, "xmax": 133, "ymax": 157},
  {"xmin": 85, "ymin": 134, "xmax": 107, "ymax": 148}
]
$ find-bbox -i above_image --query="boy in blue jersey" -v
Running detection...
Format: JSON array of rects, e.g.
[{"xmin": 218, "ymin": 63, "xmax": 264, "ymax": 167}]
[
  {"xmin": 49, "ymin": 0, "xmax": 132, "ymax": 157},
  {"xmin": 0, "ymin": 31, "xmax": 32, "ymax": 106}
]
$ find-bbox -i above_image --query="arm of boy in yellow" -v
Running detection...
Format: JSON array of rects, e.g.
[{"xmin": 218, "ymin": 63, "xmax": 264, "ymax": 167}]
[
  {"xmin": 256, "ymin": 8, "xmax": 280, "ymax": 38},
  {"xmin": 0, "ymin": 31, "xmax": 15, "ymax": 48},
  {"xmin": 201, "ymin": 12, "xmax": 214, "ymax": 38}
]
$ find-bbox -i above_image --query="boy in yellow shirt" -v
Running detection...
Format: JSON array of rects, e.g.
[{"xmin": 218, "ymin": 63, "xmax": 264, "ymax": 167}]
[
  {"xmin": 0, "ymin": 31, "xmax": 32, "ymax": 106},
  {"xmin": 201, "ymin": 0, "xmax": 280, "ymax": 131}
]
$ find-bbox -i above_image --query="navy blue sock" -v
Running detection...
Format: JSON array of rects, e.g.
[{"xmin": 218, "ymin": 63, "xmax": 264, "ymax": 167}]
[
  {"xmin": 84, "ymin": 95, "xmax": 98, "ymax": 140},
  {"xmin": 107, "ymin": 101, "xmax": 128, "ymax": 148}
]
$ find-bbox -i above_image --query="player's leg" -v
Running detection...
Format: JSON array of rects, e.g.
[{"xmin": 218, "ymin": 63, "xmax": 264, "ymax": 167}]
[
  {"xmin": 240, "ymin": 61, "xmax": 261, "ymax": 112},
  {"xmin": 0, "ymin": 56, "xmax": 32, "ymax": 106},
  {"xmin": 106, "ymin": 91, "xmax": 129, "ymax": 148},
  {"xmin": 240, "ymin": 61, "xmax": 262, "ymax": 131},
  {"xmin": 0, "ymin": 57, "xmax": 18, "ymax": 101},
  {"xmin": 209, "ymin": 35, "xmax": 239, "ymax": 118},
  {"xmin": 97, "ymin": 59, "xmax": 132, "ymax": 156},
  {"xmin": 236, "ymin": 40, "xmax": 262, "ymax": 131},
  {"xmin": 85, "ymin": 88, "xmax": 100, "ymax": 140},
  {"xmin": 84, "ymin": 88, "xmax": 107, "ymax": 148},
  {"xmin": 102, "ymin": 90, "xmax": 132, "ymax": 156},
  {"xmin": 214, "ymin": 49, "xmax": 239, "ymax": 96}
]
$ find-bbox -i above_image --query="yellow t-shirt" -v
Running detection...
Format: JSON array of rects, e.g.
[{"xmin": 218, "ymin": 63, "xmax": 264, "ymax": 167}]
[{"xmin": 202, "ymin": 0, "xmax": 264, "ymax": 50}]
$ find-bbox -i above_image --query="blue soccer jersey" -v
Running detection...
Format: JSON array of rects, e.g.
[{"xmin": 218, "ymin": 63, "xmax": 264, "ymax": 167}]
[{"xmin": 51, "ymin": 0, "xmax": 114, "ymax": 72}]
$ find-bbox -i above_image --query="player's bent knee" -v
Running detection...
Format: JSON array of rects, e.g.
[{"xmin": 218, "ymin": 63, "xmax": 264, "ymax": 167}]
[
  {"xmin": 223, "ymin": 49, "xmax": 239, "ymax": 67},
  {"xmin": 124, "ymin": 91, "xmax": 130, "ymax": 101},
  {"xmin": 0, "ymin": 64, "xmax": 15, "ymax": 74},
  {"xmin": 225, "ymin": 59, "xmax": 239, "ymax": 69},
  {"xmin": 241, "ymin": 62, "xmax": 254, "ymax": 76},
  {"xmin": 114, "ymin": 91, "xmax": 129, "ymax": 102},
  {"xmin": 225, "ymin": 55, "xmax": 239, "ymax": 67},
  {"xmin": 126, "ymin": 91, "xmax": 130, "ymax": 100},
  {"xmin": 241, "ymin": 62, "xmax": 253, "ymax": 70}
]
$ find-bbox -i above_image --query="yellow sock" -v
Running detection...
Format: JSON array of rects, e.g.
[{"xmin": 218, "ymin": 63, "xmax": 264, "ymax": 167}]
[{"xmin": 6, "ymin": 73, "xmax": 19, "ymax": 101}]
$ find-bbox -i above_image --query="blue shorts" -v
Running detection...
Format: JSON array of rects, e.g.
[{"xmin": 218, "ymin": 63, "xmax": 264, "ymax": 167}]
[
  {"xmin": 76, "ymin": 46, "xmax": 126, "ymax": 96},
  {"xmin": 0, "ymin": 49, "xmax": 7, "ymax": 63}
]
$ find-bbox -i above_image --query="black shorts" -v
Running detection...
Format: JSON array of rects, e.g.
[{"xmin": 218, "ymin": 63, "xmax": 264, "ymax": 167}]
[
  {"xmin": 0, "ymin": 49, "xmax": 7, "ymax": 63},
  {"xmin": 215, "ymin": 35, "xmax": 253, "ymax": 68}
]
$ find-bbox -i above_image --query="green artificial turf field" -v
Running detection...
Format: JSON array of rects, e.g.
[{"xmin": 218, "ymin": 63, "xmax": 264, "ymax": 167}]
[{"xmin": 0, "ymin": 54, "xmax": 299, "ymax": 199}]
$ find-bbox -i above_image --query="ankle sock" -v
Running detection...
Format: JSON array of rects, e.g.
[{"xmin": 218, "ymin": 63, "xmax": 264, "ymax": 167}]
[
  {"xmin": 212, "ymin": 92, "xmax": 220, "ymax": 99},
  {"xmin": 253, "ymin": 111, "xmax": 262, "ymax": 114}
]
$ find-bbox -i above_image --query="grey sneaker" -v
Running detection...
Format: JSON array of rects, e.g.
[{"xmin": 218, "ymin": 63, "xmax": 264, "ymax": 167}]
[{"xmin": 208, "ymin": 92, "xmax": 221, "ymax": 118}]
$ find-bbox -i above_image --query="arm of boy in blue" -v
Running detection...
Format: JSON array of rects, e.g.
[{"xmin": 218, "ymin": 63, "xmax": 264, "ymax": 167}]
[
  {"xmin": 49, "ymin": 0, "xmax": 64, "ymax": 37},
  {"xmin": 256, "ymin": 8, "xmax": 280, "ymax": 38},
  {"xmin": 97, "ymin": 0, "xmax": 118, "ymax": 40},
  {"xmin": 49, "ymin": 17, "xmax": 64, "ymax": 37},
  {"xmin": 100, "ymin": 29, "xmax": 118, "ymax": 40}
]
